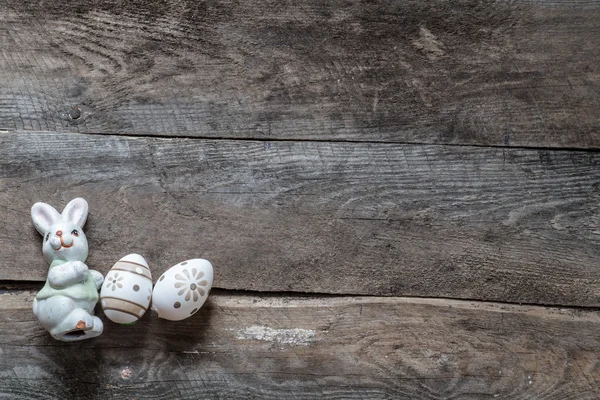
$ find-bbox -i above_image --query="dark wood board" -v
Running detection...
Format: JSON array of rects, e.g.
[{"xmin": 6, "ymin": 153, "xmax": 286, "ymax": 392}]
[
  {"xmin": 0, "ymin": 0, "xmax": 599, "ymax": 147},
  {"xmin": 1, "ymin": 131, "xmax": 599, "ymax": 305},
  {"xmin": 0, "ymin": 290, "xmax": 599, "ymax": 399}
]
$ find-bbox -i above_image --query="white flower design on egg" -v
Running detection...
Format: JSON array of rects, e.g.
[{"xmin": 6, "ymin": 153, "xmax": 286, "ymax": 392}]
[
  {"xmin": 152, "ymin": 259, "xmax": 213, "ymax": 321},
  {"xmin": 174, "ymin": 264, "xmax": 208, "ymax": 302},
  {"xmin": 106, "ymin": 272, "xmax": 124, "ymax": 291}
]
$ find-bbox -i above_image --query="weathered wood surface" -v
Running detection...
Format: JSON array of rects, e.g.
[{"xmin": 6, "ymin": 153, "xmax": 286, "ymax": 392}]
[
  {"xmin": 1, "ymin": 131, "xmax": 599, "ymax": 305},
  {"xmin": 1, "ymin": 0, "xmax": 599, "ymax": 148},
  {"xmin": 0, "ymin": 290, "xmax": 599, "ymax": 399}
]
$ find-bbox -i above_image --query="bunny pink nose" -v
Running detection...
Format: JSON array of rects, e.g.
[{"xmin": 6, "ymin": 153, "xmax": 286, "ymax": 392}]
[{"xmin": 56, "ymin": 230, "xmax": 63, "ymax": 237}]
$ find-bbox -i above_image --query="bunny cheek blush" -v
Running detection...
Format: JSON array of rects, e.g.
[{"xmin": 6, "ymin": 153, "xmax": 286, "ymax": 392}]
[
  {"xmin": 100, "ymin": 254, "xmax": 152, "ymax": 324},
  {"xmin": 152, "ymin": 259, "xmax": 213, "ymax": 321},
  {"xmin": 31, "ymin": 198, "xmax": 104, "ymax": 342}
]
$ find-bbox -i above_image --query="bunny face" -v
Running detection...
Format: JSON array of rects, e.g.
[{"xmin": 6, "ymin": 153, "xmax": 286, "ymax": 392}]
[
  {"xmin": 32, "ymin": 198, "xmax": 89, "ymax": 263},
  {"xmin": 41, "ymin": 220, "xmax": 88, "ymax": 263}
]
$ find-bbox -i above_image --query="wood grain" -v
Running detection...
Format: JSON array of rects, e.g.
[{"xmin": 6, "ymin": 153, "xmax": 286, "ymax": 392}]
[
  {"xmin": 0, "ymin": 290, "xmax": 599, "ymax": 399},
  {"xmin": 0, "ymin": 0, "xmax": 599, "ymax": 147},
  {"xmin": 1, "ymin": 131, "xmax": 599, "ymax": 305}
]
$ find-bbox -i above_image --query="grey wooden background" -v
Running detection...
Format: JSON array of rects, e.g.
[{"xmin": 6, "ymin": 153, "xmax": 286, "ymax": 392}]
[{"xmin": 0, "ymin": 0, "xmax": 599, "ymax": 398}]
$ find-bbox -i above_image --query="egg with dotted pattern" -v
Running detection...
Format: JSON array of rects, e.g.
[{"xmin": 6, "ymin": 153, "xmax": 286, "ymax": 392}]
[
  {"xmin": 151, "ymin": 259, "xmax": 213, "ymax": 321},
  {"xmin": 100, "ymin": 254, "xmax": 153, "ymax": 324}
]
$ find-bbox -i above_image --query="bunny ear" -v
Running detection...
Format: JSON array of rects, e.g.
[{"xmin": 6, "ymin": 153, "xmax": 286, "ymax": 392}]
[
  {"xmin": 31, "ymin": 202, "xmax": 60, "ymax": 235},
  {"xmin": 62, "ymin": 198, "xmax": 89, "ymax": 228}
]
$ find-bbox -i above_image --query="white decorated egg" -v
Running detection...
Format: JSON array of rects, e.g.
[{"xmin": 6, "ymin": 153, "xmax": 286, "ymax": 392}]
[
  {"xmin": 151, "ymin": 259, "xmax": 213, "ymax": 321},
  {"xmin": 100, "ymin": 254, "xmax": 153, "ymax": 324}
]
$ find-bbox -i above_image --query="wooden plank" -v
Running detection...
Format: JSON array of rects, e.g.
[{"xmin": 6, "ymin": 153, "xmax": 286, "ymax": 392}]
[
  {"xmin": 0, "ymin": 0, "xmax": 599, "ymax": 147},
  {"xmin": 0, "ymin": 290, "xmax": 599, "ymax": 399},
  {"xmin": 1, "ymin": 131, "xmax": 599, "ymax": 305}
]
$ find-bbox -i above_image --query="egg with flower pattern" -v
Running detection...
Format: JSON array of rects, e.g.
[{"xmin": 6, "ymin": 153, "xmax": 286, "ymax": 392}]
[
  {"xmin": 151, "ymin": 259, "xmax": 213, "ymax": 321},
  {"xmin": 100, "ymin": 254, "xmax": 153, "ymax": 324}
]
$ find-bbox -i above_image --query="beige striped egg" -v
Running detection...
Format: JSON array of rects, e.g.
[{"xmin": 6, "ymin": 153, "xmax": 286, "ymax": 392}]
[{"xmin": 100, "ymin": 254, "xmax": 152, "ymax": 324}]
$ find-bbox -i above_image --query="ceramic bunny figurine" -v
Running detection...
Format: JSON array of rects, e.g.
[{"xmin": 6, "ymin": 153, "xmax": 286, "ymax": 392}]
[{"xmin": 31, "ymin": 198, "xmax": 104, "ymax": 341}]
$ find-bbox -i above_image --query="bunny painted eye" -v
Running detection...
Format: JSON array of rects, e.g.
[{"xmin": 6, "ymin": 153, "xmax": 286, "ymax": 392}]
[
  {"xmin": 71, "ymin": 229, "xmax": 79, "ymax": 237},
  {"xmin": 45, "ymin": 233, "xmax": 50, "ymax": 242}
]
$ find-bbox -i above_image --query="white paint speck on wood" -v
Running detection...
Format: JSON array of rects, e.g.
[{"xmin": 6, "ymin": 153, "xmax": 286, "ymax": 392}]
[{"xmin": 236, "ymin": 325, "xmax": 316, "ymax": 345}]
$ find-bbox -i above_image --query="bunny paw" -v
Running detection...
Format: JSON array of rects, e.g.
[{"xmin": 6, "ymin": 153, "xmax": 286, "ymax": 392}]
[
  {"xmin": 90, "ymin": 270, "xmax": 104, "ymax": 290},
  {"xmin": 90, "ymin": 316, "xmax": 104, "ymax": 334}
]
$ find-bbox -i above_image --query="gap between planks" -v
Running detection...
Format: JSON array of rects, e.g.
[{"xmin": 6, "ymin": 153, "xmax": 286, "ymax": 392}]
[
  {"xmin": 6, "ymin": 129, "xmax": 600, "ymax": 153},
  {"xmin": 2, "ymin": 286, "xmax": 600, "ymax": 315}
]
